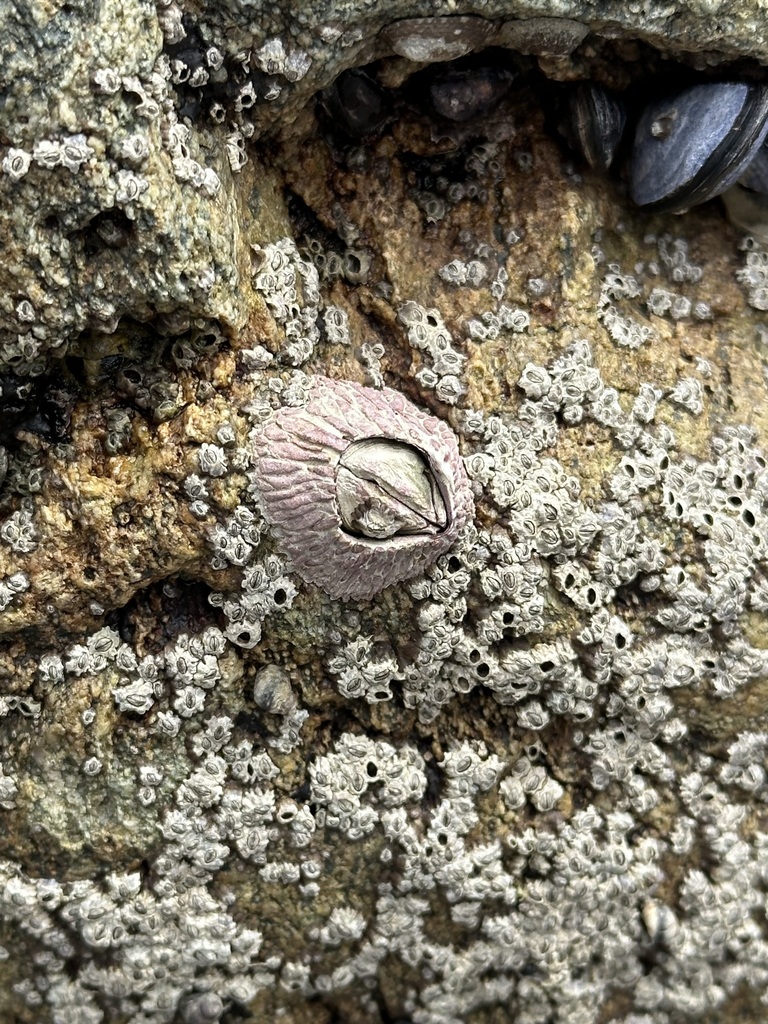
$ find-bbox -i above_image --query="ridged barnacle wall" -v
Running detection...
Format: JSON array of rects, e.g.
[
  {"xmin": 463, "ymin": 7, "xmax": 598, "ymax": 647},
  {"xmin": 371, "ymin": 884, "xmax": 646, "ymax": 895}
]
[{"xmin": 250, "ymin": 376, "xmax": 474, "ymax": 600}]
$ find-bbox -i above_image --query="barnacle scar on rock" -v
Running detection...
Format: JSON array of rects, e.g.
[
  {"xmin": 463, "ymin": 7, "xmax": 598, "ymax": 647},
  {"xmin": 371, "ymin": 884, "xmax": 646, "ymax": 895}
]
[{"xmin": 251, "ymin": 376, "xmax": 474, "ymax": 600}]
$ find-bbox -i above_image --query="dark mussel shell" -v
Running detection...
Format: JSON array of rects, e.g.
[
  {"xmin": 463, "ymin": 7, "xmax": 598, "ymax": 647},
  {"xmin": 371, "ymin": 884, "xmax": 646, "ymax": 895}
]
[
  {"xmin": 721, "ymin": 183, "xmax": 768, "ymax": 241},
  {"xmin": 426, "ymin": 63, "xmax": 516, "ymax": 123},
  {"xmin": 566, "ymin": 82, "xmax": 627, "ymax": 171},
  {"xmin": 739, "ymin": 139, "xmax": 768, "ymax": 194},
  {"xmin": 630, "ymin": 81, "xmax": 768, "ymax": 213},
  {"xmin": 318, "ymin": 68, "xmax": 390, "ymax": 139}
]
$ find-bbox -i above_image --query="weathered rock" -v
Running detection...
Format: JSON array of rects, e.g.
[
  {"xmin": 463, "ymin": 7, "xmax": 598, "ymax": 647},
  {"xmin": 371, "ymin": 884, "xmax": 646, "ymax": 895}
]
[{"xmin": 1, "ymin": 3, "xmax": 768, "ymax": 1024}]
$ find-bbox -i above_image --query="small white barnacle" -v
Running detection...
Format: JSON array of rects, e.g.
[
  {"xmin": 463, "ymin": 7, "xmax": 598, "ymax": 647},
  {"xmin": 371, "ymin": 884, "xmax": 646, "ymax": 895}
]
[
  {"xmin": 114, "ymin": 168, "xmax": 149, "ymax": 205},
  {"xmin": 32, "ymin": 139, "xmax": 62, "ymax": 169},
  {"xmin": 251, "ymin": 376, "xmax": 474, "ymax": 600},
  {"xmin": 2, "ymin": 148, "xmax": 31, "ymax": 181},
  {"xmin": 60, "ymin": 134, "xmax": 94, "ymax": 173},
  {"xmin": 198, "ymin": 443, "xmax": 228, "ymax": 477},
  {"xmin": 92, "ymin": 67, "xmax": 121, "ymax": 93},
  {"xmin": 205, "ymin": 46, "xmax": 223, "ymax": 70},
  {"xmin": 252, "ymin": 36, "xmax": 288, "ymax": 75},
  {"xmin": 119, "ymin": 133, "xmax": 150, "ymax": 166},
  {"xmin": 82, "ymin": 756, "xmax": 103, "ymax": 776},
  {"xmin": 518, "ymin": 362, "xmax": 551, "ymax": 399}
]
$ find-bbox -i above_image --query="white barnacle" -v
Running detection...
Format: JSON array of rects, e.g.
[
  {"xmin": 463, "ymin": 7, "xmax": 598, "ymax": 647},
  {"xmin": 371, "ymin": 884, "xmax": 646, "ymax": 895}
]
[
  {"xmin": 82, "ymin": 756, "xmax": 103, "ymax": 776},
  {"xmin": 121, "ymin": 75, "xmax": 160, "ymax": 119},
  {"xmin": 113, "ymin": 678, "xmax": 155, "ymax": 714},
  {"xmin": 323, "ymin": 305, "xmax": 350, "ymax": 345},
  {"xmin": 184, "ymin": 474, "xmax": 209, "ymax": 499},
  {"xmin": 205, "ymin": 46, "xmax": 223, "ymax": 70},
  {"xmin": 0, "ymin": 767, "xmax": 19, "ymax": 808},
  {"xmin": 92, "ymin": 67, "xmax": 121, "ymax": 93},
  {"xmin": 38, "ymin": 653, "xmax": 64, "ymax": 684},
  {"xmin": 138, "ymin": 765, "xmax": 163, "ymax": 788},
  {"xmin": 435, "ymin": 373, "xmax": 466, "ymax": 404},
  {"xmin": 60, "ymin": 134, "xmax": 93, "ymax": 173},
  {"xmin": 5, "ymin": 571, "xmax": 29, "ymax": 595},
  {"xmin": 32, "ymin": 139, "xmax": 62, "ymax": 169},
  {"xmin": 200, "ymin": 168, "xmax": 220, "ymax": 198},
  {"xmin": 114, "ymin": 169, "xmax": 149, "ymax": 205},
  {"xmin": 518, "ymin": 363, "xmax": 551, "ymax": 399},
  {"xmin": 284, "ymin": 49, "xmax": 311, "ymax": 82},
  {"xmin": 155, "ymin": 710, "xmax": 181, "ymax": 737},
  {"xmin": 253, "ymin": 37, "xmax": 287, "ymax": 75},
  {"xmin": 119, "ymin": 133, "xmax": 150, "ymax": 166},
  {"xmin": 188, "ymin": 66, "xmax": 209, "ymax": 88},
  {"xmin": 439, "ymin": 259, "xmax": 468, "ymax": 286},
  {"xmin": 499, "ymin": 305, "xmax": 530, "ymax": 332},
  {"xmin": 316, "ymin": 906, "xmax": 367, "ymax": 947},
  {"xmin": 668, "ymin": 376, "xmax": 704, "ymax": 415},
  {"xmin": 2, "ymin": 148, "xmax": 31, "ymax": 181},
  {"xmin": 182, "ymin": 993, "xmax": 224, "ymax": 1024},
  {"xmin": 198, "ymin": 443, "xmax": 228, "ymax": 478},
  {"xmin": 250, "ymin": 376, "xmax": 474, "ymax": 600}
]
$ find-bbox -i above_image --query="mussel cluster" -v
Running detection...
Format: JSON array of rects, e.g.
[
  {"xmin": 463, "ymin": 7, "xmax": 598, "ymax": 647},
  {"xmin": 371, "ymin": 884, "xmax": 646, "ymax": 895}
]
[
  {"xmin": 570, "ymin": 79, "xmax": 768, "ymax": 218},
  {"xmin": 319, "ymin": 56, "xmax": 768, "ymax": 226}
]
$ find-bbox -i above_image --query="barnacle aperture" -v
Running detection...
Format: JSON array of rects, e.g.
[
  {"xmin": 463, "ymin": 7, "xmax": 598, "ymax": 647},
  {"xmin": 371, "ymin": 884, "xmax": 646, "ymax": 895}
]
[
  {"xmin": 252, "ymin": 376, "xmax": 474, "ymax": 600},
  {"xmin": 336, "ymin": 438, "xmax": 448, "ymax": 539}
]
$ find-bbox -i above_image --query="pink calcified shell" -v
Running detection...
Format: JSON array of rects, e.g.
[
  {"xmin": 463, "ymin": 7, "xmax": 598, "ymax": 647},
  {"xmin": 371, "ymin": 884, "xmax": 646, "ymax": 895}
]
[{"xmin": 251, "ymin": 376, "xmax": 474, "ymax": 600}]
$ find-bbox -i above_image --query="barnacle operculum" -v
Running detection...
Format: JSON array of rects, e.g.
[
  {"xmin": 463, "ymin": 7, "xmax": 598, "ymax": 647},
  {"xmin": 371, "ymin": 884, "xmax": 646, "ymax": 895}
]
[
  {"xmin": 251, "ymin": 376, "xmax": 474, "ymax": 600},
  {"xmin": 336, "ymin": 438, "xmax": 448, "ymax": 539}
]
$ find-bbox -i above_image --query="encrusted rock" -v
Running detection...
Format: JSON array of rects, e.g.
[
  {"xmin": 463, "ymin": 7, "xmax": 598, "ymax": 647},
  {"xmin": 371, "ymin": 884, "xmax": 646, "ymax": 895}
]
[{"xmin": 1, "ymin": 3, "xmax": 768, "ymax": 1023}]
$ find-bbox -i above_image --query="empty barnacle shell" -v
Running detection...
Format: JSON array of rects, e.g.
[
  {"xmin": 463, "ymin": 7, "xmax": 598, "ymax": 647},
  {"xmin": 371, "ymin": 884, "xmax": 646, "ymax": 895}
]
[
  {"xmin": 630, "ymin": 81, "xmax": 768, "ymax": 213},
  {"xmin": 318, "ymin": 68, "xmax": 389, "ymax": 139},
  {"xmin": 565, "ymin": 82, "xmax": 627, "ymax": 171},
  {"xmin": 382, "ymin": 16, "xmax": 493, "ymax": 64},
  {"xmin": 251, "ymin": 376, "xmax": 474, "ymax": 600}
]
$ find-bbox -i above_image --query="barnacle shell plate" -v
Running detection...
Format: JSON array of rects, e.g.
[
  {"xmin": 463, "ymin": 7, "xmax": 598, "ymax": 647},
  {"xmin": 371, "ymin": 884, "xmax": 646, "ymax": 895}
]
[{"xmin": 251, "ymin": 376, "xmax": 474, "ymax": 600}]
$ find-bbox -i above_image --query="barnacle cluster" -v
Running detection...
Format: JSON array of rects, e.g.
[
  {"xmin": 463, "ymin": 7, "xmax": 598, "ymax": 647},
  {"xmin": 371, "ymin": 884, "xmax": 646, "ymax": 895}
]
[{"xmin": 0, "ymin": 3, "xmax": 768, "ymax": 1024}]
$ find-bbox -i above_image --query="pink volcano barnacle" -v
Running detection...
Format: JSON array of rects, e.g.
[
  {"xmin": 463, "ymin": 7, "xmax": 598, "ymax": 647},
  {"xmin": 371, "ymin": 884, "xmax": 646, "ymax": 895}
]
[{"xmin": 251, "ymin": 376, "xmax": 474, "ymax": 600}]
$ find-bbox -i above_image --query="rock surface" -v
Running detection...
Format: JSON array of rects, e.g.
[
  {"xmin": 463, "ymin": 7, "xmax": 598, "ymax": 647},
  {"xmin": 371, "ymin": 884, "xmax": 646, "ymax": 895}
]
[{"xmin": 1, "ymin": 2, "xmax": 768, "ymax": 1023}]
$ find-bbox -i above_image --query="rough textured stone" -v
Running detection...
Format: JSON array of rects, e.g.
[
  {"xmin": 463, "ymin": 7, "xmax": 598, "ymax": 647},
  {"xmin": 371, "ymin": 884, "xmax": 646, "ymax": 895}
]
[{"xmin": 1, "ymin": 2, "xmax": 768, "ymax": 1023}]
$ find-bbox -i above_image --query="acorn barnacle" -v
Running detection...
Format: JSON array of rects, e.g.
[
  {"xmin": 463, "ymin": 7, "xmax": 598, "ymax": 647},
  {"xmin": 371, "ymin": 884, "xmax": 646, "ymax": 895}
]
[{"xmin": 251, "ymin": 376, "xmax": 474, "ymax": 600}]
